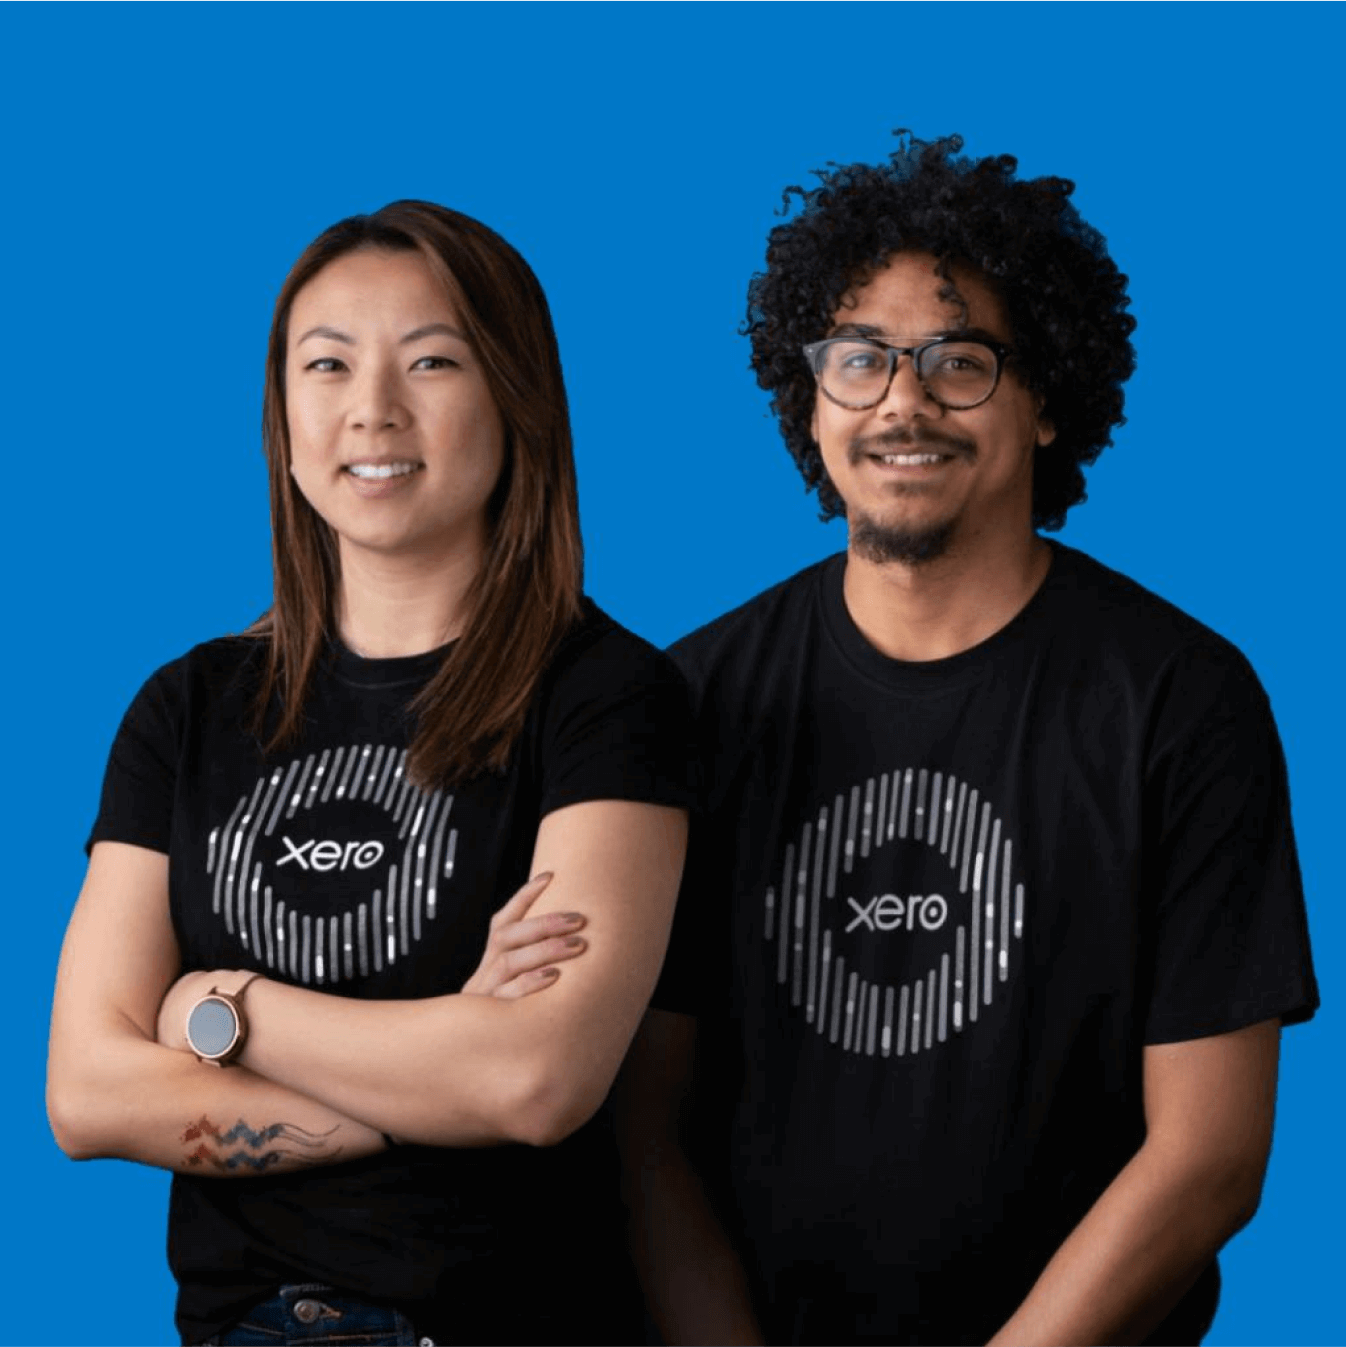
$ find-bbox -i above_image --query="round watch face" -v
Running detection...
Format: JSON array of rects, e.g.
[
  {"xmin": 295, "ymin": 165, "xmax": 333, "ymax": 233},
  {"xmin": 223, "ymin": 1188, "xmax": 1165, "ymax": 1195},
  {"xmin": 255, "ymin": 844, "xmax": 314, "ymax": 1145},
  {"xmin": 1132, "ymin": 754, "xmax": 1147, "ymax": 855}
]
[{"xmin": 187, "ymin": 996, "xmax": 239, "ymax": 1059}]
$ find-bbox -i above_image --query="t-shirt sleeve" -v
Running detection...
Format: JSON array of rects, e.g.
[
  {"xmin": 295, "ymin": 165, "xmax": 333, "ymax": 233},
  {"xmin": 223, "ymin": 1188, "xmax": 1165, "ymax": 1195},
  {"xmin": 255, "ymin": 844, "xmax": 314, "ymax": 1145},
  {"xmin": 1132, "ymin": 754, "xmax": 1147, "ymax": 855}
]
[
  {"xmin": 86, "ymin": 662, "xmax": 183, "ymax": 856},
  {"xmin": 537, "ymin": 624, "xmax": 697, "ymax": 818},
  {"xmin": 1141, "ymin": 643, "xmax": 1318, "ymax": 1043}
]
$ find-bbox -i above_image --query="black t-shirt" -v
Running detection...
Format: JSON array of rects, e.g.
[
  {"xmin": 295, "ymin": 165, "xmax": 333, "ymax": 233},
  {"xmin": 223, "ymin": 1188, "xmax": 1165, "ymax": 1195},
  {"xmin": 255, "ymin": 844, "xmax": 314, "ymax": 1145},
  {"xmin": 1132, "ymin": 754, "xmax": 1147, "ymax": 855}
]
[
  {"xmin": 89, "ymin": 602, "xmax": 695, "ymax": 1344},
  {"xmin": 663, "ymin": 544, "xmax": 1317, "ymax": 1346}
]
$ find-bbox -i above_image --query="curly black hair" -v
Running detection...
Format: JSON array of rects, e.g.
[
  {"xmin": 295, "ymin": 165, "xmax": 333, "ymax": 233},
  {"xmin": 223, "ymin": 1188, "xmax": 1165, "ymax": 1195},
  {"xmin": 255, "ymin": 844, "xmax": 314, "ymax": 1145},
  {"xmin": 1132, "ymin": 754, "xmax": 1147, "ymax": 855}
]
[{"xmin": 746, "ymin": 132, "xmax": 1137, "ymax": 531}]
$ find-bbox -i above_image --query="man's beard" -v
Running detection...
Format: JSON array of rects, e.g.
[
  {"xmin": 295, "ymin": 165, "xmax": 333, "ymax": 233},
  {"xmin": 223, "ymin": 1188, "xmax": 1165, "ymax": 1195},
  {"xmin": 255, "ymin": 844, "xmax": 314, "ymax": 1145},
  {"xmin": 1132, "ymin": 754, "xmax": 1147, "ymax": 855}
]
[
  {"xmin": 843, "ymin": 424, "xmax": 973, "ymax": 566},
  {"xmin": 849, "ymin": 509, "xmax": 956, "ymax": 565}
]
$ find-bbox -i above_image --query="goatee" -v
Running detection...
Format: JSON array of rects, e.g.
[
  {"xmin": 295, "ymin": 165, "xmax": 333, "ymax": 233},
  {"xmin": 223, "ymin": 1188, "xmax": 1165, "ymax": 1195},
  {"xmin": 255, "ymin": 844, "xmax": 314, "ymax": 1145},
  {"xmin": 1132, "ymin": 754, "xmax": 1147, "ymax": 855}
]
[
  {"xmin": 849, "ymin": 511, "xmax": 956, "ymax": 566},
  {"xmin": 842, "ymin": 425, "xmax": 972, "ymax": 565}
]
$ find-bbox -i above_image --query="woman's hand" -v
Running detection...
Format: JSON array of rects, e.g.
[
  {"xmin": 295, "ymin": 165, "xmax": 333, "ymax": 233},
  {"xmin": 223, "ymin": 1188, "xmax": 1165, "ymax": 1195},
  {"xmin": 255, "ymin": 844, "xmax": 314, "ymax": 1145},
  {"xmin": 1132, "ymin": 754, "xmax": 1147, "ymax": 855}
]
[
  {"xmin": 217, "ymin": 801, "xmax": 685, "ymax": 1147},
  {"xmin": 461, "ymin": 871, "xmax": 588, "ymax": 999},
  {"xmin": 154, "ymin": 874, "xmax": 584, "ymax": 1053}
]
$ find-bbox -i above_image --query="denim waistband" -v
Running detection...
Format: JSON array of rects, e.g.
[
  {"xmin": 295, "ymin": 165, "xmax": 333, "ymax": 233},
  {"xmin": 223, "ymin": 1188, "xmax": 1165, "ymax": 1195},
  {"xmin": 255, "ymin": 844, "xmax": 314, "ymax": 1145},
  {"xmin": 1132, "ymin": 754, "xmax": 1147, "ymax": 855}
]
[{"xmin": 198, "ymin": 1284, "xmax": 433, "ymax": 1347}]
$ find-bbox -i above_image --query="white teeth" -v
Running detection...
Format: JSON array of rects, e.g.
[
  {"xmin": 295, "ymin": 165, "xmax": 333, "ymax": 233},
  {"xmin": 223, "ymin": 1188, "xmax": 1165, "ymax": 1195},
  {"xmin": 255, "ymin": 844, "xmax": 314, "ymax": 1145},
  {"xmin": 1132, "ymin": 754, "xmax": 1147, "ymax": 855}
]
[
  {"xmin": 880, "ymin": 453, "xmax": 946, "ymax": 466},
  {"xmin": 347, "ymin": 462, "xmax": 419, "ymax": 480}
]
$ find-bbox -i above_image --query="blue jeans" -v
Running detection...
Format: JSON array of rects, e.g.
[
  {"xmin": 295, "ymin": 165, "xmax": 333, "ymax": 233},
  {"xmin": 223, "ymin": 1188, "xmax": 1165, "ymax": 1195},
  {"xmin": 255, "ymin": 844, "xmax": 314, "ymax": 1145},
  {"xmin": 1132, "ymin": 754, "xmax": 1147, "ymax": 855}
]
[{"xmin": 199, "ymin": 1284, "xmax": 432, "ymax": 1346}]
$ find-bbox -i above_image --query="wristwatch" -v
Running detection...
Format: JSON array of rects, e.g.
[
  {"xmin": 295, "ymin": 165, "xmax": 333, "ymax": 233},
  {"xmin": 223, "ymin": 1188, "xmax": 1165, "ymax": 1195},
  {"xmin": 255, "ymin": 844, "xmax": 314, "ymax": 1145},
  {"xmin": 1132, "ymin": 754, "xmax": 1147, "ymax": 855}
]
[{"xmin": 185, "ymin": 974, "xmax": 263, "ymax": 1065}]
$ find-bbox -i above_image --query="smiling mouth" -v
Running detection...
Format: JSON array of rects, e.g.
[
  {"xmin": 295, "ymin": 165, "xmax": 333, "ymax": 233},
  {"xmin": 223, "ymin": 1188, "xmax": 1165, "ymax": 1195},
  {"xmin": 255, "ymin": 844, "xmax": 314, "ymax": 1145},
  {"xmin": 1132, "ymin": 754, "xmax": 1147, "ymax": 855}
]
[
  {"xmin": 852, "ymin": 432, "xmax": 974, "ymax": 468},
  {"xmin": 345, "ymin": 462, "xmax": 422, "ymax": 480},
  {"xmin": 875, "ymin": 452, "xmax": 952, "ymax": 466}
]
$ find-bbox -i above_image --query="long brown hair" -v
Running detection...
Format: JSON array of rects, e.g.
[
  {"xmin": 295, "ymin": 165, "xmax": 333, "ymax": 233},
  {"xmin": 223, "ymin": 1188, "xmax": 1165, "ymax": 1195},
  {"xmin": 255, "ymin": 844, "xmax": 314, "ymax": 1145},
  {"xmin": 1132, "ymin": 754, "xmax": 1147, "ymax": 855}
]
[{"xmin": 253, "ymin": 201, "xmax": 584, "ymax": 786}]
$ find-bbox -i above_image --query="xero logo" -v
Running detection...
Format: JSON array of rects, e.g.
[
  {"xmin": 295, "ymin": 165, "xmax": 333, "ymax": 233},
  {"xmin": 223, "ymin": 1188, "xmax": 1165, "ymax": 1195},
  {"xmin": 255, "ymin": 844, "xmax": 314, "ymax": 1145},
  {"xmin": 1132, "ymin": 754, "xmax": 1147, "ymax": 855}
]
[
  {"xmin": 763, "ymin": 767, "xmax": 1027, "ymax": 1061},
  {"xmin": 845, "ymin": 892, "xmax": 948, "ymax": 933},
  {"xmin": 205, "ymin": 743, "xmax": 460, "ymax": 988},
  {"xmin": 277, "ymin": 837, "xmax": 386, "ymax": 872}
]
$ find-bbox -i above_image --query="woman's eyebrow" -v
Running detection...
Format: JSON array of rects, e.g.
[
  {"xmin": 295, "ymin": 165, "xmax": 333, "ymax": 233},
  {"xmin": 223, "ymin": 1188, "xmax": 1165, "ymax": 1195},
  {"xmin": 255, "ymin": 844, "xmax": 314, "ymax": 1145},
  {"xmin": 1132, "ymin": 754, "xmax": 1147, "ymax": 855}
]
[
  {"xmin": 400, "ymin": 322, "xmax": 468, "ymax": 344},
  {"xmin": 293, "ymin": 322, "xmax": 468, "ymax": 347},
  {"xmin": 295, "ymin": 325, "xmax": 353, "ymax": 346}
]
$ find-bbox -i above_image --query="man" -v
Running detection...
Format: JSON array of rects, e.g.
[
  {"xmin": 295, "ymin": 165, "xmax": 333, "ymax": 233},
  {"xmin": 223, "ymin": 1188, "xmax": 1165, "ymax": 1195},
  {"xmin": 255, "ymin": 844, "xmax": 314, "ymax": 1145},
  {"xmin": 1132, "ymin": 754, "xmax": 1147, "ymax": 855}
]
[{"xmin": 617, "ymin": 135, "xmax": 1318, "ymax": 1345}]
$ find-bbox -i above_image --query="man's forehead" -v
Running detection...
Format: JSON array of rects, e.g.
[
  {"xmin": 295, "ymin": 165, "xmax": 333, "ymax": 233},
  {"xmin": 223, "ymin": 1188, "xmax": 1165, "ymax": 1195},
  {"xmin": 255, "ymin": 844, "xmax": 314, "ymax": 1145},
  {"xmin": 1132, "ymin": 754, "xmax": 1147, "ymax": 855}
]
[
  {"xmin": 827, "ymin": 320, "xmax": 1004, "ymax": 346},
  {"xmin": 833, "ymin": 252, "xmax": 1008, "ymax": 337}
]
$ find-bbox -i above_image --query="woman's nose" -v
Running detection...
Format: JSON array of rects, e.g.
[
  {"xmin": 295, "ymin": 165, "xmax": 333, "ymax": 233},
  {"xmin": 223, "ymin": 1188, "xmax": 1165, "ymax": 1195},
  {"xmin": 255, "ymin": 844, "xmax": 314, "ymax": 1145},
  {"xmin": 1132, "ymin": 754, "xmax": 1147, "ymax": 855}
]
[{"xmin": 348, "ymin": 366, "xmax": 408, "ymax": 430}]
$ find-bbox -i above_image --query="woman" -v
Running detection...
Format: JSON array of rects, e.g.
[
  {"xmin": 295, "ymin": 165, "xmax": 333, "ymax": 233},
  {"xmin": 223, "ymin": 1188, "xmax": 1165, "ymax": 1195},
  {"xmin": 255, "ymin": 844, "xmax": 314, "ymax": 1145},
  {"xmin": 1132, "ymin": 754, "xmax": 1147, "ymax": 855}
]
[{"xmin": 47, "ymin": 202, "xmax": 692, "ymax": 1345}]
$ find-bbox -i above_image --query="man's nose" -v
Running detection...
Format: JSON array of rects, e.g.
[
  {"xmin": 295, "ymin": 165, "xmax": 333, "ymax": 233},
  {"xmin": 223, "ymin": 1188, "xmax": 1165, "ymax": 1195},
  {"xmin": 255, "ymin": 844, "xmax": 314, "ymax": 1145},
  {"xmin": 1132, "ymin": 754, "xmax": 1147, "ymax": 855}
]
[{"xmin": 877, "ymin": 354, "xmax": 941, "ymax": 418}]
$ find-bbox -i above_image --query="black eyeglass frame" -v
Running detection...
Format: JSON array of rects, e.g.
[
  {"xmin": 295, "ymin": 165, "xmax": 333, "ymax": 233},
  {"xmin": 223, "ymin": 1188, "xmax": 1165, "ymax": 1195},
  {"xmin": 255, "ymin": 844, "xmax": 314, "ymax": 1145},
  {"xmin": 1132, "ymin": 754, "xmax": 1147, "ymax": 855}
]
[{"xmin": 802, "ymin": 334, "xmax": 1014, "ymax": 411}]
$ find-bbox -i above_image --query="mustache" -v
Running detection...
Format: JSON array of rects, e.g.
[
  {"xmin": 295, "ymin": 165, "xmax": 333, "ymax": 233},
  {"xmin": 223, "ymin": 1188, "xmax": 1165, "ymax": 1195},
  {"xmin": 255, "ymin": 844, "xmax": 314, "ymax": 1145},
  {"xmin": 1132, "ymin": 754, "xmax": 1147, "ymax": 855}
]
[{"xmin": 849, "ymin": 426, "xmax": 976, "ymax": 463}]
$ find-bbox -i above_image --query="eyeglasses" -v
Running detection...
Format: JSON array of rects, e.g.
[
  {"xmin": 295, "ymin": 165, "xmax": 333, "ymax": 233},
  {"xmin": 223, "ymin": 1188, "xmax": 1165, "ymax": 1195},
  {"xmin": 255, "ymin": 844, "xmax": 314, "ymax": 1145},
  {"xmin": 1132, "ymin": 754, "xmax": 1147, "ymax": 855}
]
[{"xmin": 802, "ymin": 335, "xmax": 1012, "ymax": 411}]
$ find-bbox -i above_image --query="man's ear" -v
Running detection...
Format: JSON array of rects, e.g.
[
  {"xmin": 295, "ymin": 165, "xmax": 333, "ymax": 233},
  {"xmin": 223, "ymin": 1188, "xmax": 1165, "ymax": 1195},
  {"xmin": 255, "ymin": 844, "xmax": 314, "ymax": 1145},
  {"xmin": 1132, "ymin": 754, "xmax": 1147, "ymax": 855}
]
[{"xmin": 1035, "ymin": 396, "xmax": 1056, "ymax": 449}]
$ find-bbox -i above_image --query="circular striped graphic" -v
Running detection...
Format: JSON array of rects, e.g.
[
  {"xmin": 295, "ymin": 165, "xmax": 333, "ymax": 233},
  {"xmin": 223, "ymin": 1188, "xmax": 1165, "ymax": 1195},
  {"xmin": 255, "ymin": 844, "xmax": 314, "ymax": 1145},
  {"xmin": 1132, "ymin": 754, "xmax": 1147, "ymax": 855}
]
[
  {"xmin": 762, "ymin": 767, "xmax": 1026, "ymax": 1059},
  {"xmin": 204, "ymin": 743, "xmax": 458, "ymax": 986}
]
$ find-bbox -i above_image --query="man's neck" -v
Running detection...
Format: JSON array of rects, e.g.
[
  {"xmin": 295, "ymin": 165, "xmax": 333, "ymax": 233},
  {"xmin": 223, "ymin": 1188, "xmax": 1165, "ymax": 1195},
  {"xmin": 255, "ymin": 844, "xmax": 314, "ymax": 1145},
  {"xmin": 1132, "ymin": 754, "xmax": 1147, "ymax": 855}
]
[{"xmin": 842, "ymin": 529, "xmax": 1051, "ymax": 663}]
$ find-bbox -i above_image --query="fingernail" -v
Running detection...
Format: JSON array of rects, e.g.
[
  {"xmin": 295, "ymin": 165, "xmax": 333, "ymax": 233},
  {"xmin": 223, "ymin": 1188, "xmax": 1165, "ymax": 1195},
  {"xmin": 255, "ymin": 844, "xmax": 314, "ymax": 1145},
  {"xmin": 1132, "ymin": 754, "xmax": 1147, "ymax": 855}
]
[
  {"xmin": 540, "ymin": 966, "xmax": 559, "ymax": 978},
  {"xmin": 561, "ymin": 913, "xmax": 584, "ymax": 925},
  {"xmin": 563, "ymin": 936, "xmax": 586, "ymax": 949},
  {"xmin": 532, "ymin": 871, "xmax": 554, "ymax": 884}
]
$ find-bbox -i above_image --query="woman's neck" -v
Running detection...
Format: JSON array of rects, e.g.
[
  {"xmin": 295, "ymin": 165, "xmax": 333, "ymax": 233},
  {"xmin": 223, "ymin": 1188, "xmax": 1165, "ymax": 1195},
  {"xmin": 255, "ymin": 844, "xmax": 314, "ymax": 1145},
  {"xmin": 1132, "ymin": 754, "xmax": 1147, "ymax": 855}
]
[{"xmin": 334, "ymin": 544, "xmax": 482, "ymax": 658}]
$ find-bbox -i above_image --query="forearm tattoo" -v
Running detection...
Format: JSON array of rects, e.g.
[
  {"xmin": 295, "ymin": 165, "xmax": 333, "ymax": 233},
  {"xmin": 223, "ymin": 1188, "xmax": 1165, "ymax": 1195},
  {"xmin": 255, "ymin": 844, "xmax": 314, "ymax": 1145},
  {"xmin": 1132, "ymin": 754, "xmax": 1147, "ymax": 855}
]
[{"xmin": 180, "ymin": 1115, "xmax": 343, "ymax": 1173}]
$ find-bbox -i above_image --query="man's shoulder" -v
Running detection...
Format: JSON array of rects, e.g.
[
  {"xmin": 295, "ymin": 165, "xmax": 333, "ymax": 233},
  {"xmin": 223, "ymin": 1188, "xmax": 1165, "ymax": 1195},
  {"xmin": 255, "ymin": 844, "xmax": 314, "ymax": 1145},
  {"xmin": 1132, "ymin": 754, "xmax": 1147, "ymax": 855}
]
[
  {"xmin": 1048, "ymin": 543, "xmax": 1253, "ymax": 670},
  {"xmin": 668, "ymin": 553, "xmax": 839, "ymax": 693},
  {"xmin": 1047, "ymin": 544, "xmax": 1274, "ymax": 739}
]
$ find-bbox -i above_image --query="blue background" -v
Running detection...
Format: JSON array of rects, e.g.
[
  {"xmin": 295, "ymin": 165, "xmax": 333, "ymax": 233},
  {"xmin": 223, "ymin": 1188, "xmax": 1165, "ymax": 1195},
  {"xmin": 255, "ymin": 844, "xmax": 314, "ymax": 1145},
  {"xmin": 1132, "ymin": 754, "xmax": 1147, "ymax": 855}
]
[{"xmin": 4, "ymin": 3, "xmax": 1341, "ymax": 1343}]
